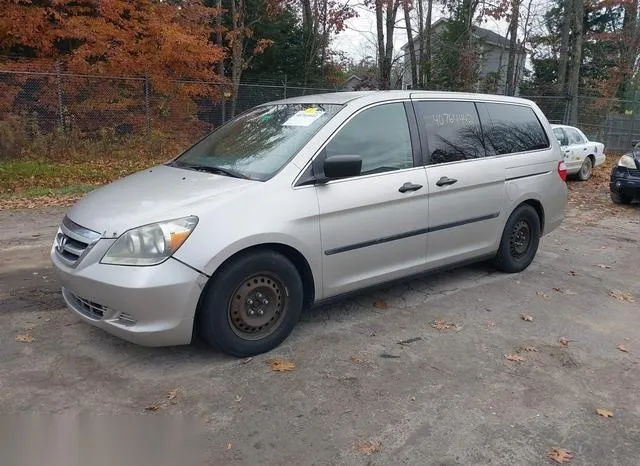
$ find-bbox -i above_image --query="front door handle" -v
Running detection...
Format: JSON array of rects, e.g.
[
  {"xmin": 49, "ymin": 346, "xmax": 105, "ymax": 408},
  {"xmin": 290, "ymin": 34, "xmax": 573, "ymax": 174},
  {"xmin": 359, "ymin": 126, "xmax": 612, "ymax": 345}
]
[
  {"xmin": 435, "ymin": 176, "xmax": 458, "ymax": 187},
  {"xmin": 398, "ymin": 182, "xmax": 423, "ymax": 193}
]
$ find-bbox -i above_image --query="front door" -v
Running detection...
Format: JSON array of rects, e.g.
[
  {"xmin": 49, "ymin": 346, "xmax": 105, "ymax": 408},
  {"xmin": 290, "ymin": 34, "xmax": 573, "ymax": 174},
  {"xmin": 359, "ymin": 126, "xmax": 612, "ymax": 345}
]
[
  {"xmin": 412, "ymin": 100, "xmax": 506, "ymax": 269},
  {"xmin": 315, "ymin": 102, "xmax": 429, "ymax": 297}
]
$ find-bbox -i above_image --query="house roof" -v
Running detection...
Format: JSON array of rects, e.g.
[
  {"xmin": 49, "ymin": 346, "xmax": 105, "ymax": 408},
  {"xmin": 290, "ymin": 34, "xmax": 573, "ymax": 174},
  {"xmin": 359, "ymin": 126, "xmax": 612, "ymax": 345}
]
[{"xmin": 401, "ymin": 18, "xmax": 513, "ymax": 50}]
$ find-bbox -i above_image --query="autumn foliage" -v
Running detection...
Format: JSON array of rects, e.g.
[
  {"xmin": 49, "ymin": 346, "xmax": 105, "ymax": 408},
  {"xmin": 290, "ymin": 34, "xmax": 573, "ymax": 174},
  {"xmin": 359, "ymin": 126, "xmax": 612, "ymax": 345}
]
[{"xmin": 1, "ymin": 0, "xmax": 224, "ymax": 89}]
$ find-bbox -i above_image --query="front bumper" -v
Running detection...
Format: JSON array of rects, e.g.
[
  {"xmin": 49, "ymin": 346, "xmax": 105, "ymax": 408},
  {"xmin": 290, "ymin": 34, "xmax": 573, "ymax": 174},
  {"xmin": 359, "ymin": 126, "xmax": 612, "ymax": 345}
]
[
  {"xmin": 51, "ymin": 239, "xmax": 208, "ymax": 347},
  {"xmin": 610, "ymin": 166, "xmax": 640, "ymax": 199}
]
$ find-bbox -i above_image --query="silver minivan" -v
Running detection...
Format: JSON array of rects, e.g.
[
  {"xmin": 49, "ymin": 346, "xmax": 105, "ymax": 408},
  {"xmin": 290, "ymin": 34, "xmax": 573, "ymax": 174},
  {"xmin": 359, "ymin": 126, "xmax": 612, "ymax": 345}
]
[{"xmin": 51, "ymin": 91, "xmax": 568, "ymax": 356}]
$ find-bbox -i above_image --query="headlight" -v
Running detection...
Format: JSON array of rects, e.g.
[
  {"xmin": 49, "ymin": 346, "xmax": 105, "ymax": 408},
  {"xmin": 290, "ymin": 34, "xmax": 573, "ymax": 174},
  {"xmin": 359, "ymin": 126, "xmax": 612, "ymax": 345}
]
[
  {"xmin": 101, "ymin": 216, "xmax": 198, "ymax": 266},
  {"xmin": 618, "ymin": 155, "xmax": 636, "ymax": 169}
]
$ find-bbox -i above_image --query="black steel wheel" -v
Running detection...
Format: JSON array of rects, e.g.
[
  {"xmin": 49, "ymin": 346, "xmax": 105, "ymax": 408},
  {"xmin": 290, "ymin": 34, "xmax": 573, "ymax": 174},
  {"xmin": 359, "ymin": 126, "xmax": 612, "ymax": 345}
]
[
  {"xmin": 495, "ymin": 204, "xmax": 541, "ymax": 273},
  {"xmin": 198, "ymin": 250, "xmax": 303, "ymax": 357}
]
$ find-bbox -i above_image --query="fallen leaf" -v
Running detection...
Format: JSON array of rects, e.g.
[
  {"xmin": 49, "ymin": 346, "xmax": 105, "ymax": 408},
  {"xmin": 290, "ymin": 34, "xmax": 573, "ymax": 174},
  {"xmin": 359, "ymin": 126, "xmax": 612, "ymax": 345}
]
[
  {"xmin": 548, "ymin": 448, "xmax": 573, "ymax": 464},
  {"xmin": 596, "ymin": 408, "xmax": 613, "ymax": 418},
  {"xmin": 431, "ymin": 320, "xmax": 459, "ymax": 331},
  {"xmin": 356, "ymin": 440, "xmax": 382, "ymax": 455},
  {"xmin": 553, "ymin": 287, "xmax": 577, "ymax": 295},
  {"xmin": 166, "ymin": 389, "xmax": 178, "ymax": 401},
  {"xmin": 241, "ymin": 357, "xmax": 253, "ymax": 365},
  {"xmin": 617, "ymin": 344, "xmax": 629, "ymax": 353},
  {"xmin": 225, "ymin": 443, "xmax": 232, "ymax": 450},
  {"xmin": 609, "ymin": 289, "xmax": 635, "ymax": 303},
  {"xmin": 559, "ymin": 337, "xmax": 570, "ymax": 347},
  {"xmin": 144, "ymin": 405, "xmax": 160, "ymax": 412},
  {"xmin": 505, "ymin": 353, "xmax": 525, "ymax": 362},
  {"xmin": 485, "ymin": 320, "xmax": 497, "ymax": 328},
  {"xmin": 15, "ymin": 334, "xmax": 34, "ymax": 343},
  {"xmin": 536, "ymin": 291, "xmax": 549, "ymax": 299},
  {"xmin": 520, "ymin": 345, "xmax": 538, "ymax": 352},
  {"xmin": 567, "ymin": 270, "xmax": 577, "ymax": 276},
  {"xmin": 350, "ymin": 356, "xmax": 362, "ymax": 364},
  {"xmin": 267, "ymin": 358, "xmax": 296, "ymax": 372},
  {"xmin": 520, "ymin": 313, "xmax": 534, "ymax": 322},
  {"xmin": 594, "ymin": 264, "xmax": 611, "ymax": 269},
  {"xmin": 373, "ymin": 300, "xmax": 389, "ymax": 309}
]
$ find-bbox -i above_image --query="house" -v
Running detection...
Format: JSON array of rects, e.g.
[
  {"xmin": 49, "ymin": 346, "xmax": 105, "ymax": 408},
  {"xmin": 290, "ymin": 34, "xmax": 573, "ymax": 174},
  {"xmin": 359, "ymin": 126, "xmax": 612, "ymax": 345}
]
[
  {"xmin": 341, "ymin": 74, "xmax": 377, "ymax": 91},
  {"xmin": 400, "ymin": 18, "xmax": 527, "ymax": 94}
]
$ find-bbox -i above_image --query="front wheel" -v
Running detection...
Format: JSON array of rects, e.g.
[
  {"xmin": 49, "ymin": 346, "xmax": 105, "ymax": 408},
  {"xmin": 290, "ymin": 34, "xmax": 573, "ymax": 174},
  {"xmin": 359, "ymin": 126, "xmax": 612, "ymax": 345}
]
[
  {"xmin": 577, "ymin": 156, "xmax": 593, "ymax": 181},
  {"xmin": 198, "ymin": 250, "xmax": 303, "ymax": 357},
  {"xmin": 494, "ymin": 204, "xmax": 541, "ymax": 273}
]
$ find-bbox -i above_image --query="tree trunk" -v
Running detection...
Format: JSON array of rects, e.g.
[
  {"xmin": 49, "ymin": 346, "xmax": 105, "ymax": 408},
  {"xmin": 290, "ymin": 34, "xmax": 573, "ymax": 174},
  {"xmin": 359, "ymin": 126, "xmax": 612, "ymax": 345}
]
[
  {"xmin": 376, "ymin": 0, "xmax": 386, "ymax": 88},
  {"xmin": 557, "ymin": 0, "xmax": 571, "ymax": 97},
  {"xmin": 619, "ymin": 0, "xmax": 639, "ymax": 98},
  {"xmin": 424, "ymin": 0, "xmax": 432, "ymax": 87},
  {"xmin": 565, "ymin": 0, "xmax": 583, "ymax": 125},
  {"xmin": 230, "ymin": 0, "xmax": 244, "ymax": 118},
  {"xmin": 505, "ymin": 0, "xmax": 520, "ymax": 95},
  {"xmin": 417, "ymin": 0, "xmax": 425, "ymax": 87},
  {"xmin": 403, "ymin": 0, "xmax": 418, "ymax": 88},
  {"xmin": 216, "ymin": 0, "xmax": 226, "ymax": 123},
  {"xmin": 384, "ymin": 0, "xmax": 399, "ymax": 89}
]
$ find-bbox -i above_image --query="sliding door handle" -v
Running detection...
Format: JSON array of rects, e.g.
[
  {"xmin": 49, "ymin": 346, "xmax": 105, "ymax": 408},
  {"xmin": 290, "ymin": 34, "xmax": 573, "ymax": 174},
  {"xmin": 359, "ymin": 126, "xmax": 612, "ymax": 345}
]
[
  {"xmin": 398, "ymin": 182, "xmax": 423, "ymax": 193},
  {"xmin": 435, "ymin": 176, "xmax": 458, "ymax": 187}
]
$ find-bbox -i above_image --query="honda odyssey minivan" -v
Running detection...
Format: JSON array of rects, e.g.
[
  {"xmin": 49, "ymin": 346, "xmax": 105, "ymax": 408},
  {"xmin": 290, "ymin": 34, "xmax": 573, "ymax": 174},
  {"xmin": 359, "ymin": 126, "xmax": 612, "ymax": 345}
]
[{"xmin": 51, "ymin": 91, "xmax": 568, "ymax": 357}]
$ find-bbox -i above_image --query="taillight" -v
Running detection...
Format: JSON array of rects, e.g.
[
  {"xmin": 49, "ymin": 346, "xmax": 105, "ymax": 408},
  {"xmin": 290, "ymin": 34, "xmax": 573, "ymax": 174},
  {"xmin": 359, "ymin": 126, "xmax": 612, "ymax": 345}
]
[{"xmin": 558, "ymin": 161, "xmax": 567, "ymax": 181}]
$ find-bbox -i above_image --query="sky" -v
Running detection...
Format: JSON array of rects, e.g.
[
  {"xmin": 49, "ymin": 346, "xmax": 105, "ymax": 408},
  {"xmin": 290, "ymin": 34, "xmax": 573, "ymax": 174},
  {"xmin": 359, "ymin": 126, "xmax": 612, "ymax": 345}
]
[{"xmin": 333, "ymin": 5, "xmax": 511, "ymax": 62}]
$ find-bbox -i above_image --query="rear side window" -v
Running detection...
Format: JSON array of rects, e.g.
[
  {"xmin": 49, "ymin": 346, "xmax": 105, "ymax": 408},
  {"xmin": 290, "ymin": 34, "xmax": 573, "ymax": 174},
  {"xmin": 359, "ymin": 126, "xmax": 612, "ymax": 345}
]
[
  {"xmin": 554, "ymin": 128, "xmax": 568, "ymax": 146},
  {"xmin": 482, "ymin": 103, "xmax": 549, "ymax": 155},
  {"xmin": 413, "ymin": 101, "xmax": 486, "ymax": 164},
  {"xmin": 565, "ymin": 127, "xmax": 584, "ymax": 145}
]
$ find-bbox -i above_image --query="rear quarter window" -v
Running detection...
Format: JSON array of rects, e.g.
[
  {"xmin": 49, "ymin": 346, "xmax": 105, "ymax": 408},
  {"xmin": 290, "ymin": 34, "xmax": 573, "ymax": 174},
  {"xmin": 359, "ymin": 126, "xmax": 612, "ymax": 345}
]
[{"xmin": 481, "ymin": 103, "xmax": 550, "ymax": 155}]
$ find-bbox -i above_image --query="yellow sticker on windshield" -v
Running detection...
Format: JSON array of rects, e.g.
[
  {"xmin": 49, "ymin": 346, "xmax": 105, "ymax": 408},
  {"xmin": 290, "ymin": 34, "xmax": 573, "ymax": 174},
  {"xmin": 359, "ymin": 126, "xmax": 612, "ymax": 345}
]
[{"xmin": 304, "ymin": 107, "xmax": 317, "ymax": 114}]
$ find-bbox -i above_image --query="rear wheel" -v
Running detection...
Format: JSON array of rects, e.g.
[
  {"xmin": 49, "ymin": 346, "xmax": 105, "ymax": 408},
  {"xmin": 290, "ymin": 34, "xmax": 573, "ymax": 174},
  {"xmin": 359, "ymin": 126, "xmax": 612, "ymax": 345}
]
[
  {"xmin": 610, "ymin": 189, "xmax": 632, "ymax": 205},
  {"xmin": 494, "ymin": 204, "xmax": 541, "ymax": 273},
  {"xmin": 577, "ymin": 156, "xmax": 593, "ymax": 181},
  {"xmin": 198, "ymin": 250, "xmax": 303, "ymax": 357}
]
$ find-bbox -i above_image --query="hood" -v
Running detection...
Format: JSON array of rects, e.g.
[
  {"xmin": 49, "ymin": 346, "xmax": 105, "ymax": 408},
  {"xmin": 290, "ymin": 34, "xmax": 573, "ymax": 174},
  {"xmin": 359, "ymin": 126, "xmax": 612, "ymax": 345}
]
[{"xmin": 66, "ymin": 164, "xmax": 256, "ymax": 237}]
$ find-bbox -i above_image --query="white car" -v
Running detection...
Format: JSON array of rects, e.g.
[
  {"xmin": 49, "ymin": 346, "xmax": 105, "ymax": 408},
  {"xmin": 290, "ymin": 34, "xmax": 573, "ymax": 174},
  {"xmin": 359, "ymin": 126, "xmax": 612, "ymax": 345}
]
[{"xmin": 551, "ymin": 124, "xmax": 606, "ymax": 181}]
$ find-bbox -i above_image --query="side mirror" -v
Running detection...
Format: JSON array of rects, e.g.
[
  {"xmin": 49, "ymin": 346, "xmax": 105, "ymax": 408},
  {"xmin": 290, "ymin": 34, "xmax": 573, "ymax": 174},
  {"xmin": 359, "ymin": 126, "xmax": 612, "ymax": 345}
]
[
  {"xmin": 323, "ymin": 155, "xmax": 362, "ymax": 180},
  {"xmin": 632, "ymin": 139, "xmax": 640, "ymax": 148}
]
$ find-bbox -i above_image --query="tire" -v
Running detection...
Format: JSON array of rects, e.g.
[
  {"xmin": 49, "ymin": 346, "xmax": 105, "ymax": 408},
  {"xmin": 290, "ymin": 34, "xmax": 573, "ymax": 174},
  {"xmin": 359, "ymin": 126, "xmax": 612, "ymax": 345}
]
[
  {"xmin": 198, "ymin": 250, "xmax": 303, "ymax": 357},
  {"xmin": 610, "ymin": 189, "xmax": 632, "ymax": 205},
  {"xmin": 577, "ymin": 156, "xmax": 593, "ymax": 181},
  {"xmin": 494, "ymin": 204, "xmax": 541, "ymax": 273}
]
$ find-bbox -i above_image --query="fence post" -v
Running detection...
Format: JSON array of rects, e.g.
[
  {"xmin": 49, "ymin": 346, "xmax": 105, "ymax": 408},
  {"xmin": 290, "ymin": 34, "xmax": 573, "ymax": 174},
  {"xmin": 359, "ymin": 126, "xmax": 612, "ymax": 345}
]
[
  {"xmin": 55, "ymin": 61, "xmax": 64, "ymax": 133},
  {"xmin": 144, "ymin": 73, "xmax": 151, "ymax": 136},
  {"xmin": 283, "ymin": 74, "xmax": 287, "ymax": 100}
]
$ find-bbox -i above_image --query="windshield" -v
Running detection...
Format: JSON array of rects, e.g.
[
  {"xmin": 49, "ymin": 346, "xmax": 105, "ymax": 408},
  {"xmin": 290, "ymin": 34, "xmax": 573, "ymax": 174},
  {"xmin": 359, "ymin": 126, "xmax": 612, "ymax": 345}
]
[{"xmin": 172, "ymin": 103, "xmax": 343, "ymax": 181}]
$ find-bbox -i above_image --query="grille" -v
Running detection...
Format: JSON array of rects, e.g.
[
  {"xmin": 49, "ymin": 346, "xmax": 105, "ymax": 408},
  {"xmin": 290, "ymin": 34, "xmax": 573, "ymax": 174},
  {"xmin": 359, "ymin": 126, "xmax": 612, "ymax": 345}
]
[
  {"xmin": 55, "ymin": 217, "xmax": 101, "ymax": 267},
  {"xmin": 69, "ymin": 293, "xmax": 109, "ymax": 320},
  {"xmin": 628, "ymin": 168, "xmax": 640, "ymax": 177}
]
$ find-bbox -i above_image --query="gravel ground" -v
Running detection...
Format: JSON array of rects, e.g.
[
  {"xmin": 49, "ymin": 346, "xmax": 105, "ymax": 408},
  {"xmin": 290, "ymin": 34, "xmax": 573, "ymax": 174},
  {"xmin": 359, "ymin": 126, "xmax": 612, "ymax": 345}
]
[{"xmin": 1, "ymin": 179, "xmax": 639, "ymax": 465}]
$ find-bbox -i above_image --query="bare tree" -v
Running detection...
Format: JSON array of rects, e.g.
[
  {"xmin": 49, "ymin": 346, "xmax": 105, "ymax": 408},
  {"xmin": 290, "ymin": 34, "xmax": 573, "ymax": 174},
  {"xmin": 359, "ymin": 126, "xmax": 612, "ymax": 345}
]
[
  {"xmin": 505, "ymin": 0, "xmax": 521, "ymax": 95},
  {"xmin": 403, "ymin": 0, "xmax": 418, "ymax": 88},
  {"xmin": 375, "ymin": 0, "xmax": 401, "ymax": 89},
  {"xmin": 565, "ymin": 0, "xmax": 584, "ymax": 124},
  {"xmin": 557, "ymin": 0, "xmax": 571, "ymax": 97}
]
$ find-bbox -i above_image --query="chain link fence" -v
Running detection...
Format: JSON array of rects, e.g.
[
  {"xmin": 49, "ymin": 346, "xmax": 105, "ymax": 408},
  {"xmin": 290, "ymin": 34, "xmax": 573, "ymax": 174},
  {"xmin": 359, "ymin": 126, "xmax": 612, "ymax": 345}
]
[
  {"xmin": 523, "ymin": 95, "xmax": 640, "ymax": 152},
  {"xmin": 0, "ymin": 66, "xmax": 338, "ymax": 160},
  {"xmin": 2, "ymin": 63, "xmax": 639, "ymax": 160}
]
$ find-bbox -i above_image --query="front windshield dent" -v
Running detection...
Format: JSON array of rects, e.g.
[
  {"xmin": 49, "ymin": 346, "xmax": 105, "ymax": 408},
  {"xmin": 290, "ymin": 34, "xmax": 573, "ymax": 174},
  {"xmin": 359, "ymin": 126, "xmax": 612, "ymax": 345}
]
[{"xmin": 172, "ymin": 103, "xmax": 343, "ymax": 181}]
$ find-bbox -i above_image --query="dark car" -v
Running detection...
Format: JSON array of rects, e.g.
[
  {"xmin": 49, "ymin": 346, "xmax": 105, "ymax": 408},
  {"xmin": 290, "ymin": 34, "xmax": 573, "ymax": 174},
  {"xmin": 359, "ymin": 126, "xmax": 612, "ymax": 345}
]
[{"xmin": 610, "ymin": 140, "xmax": 640, "ymax": 204}]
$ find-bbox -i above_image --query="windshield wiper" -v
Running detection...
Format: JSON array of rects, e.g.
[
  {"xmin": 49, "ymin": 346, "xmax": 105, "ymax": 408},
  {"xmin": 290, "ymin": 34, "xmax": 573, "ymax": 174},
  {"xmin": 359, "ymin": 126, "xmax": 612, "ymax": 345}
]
[{"xmin": 169, "ymin": 162, "xmax": 249, "ymax": 180}]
